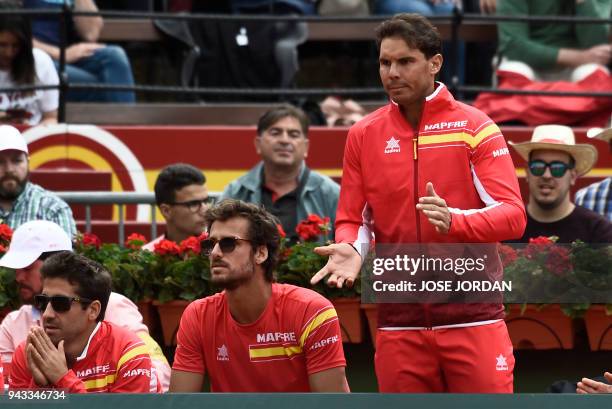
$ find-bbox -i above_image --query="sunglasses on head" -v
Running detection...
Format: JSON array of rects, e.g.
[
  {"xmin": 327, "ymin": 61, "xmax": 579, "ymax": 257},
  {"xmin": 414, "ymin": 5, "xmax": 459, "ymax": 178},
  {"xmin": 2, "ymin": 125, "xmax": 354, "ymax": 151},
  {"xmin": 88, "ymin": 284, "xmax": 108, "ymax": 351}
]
[
  {"xmin": 201, "ymin": 237, "xmax": 251, "ymax": 257},
  {"xmin": 34, "ymin": 294, "xmax": 93, "ymax": 313},
  {"xmin": 528, "ymin": 160, "xmax": 574, "ymax": 178}
]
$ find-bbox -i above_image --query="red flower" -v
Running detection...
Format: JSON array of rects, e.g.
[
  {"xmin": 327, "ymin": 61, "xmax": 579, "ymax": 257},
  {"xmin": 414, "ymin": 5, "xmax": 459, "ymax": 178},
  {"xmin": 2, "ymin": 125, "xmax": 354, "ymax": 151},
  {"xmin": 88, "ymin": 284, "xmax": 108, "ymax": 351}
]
[
  {"xmin": 153, "ymin": 239, "xmax": 181, "ymax": 256},
  {"xmin": 125, "ymin": 233, "xmax": 147, "ymax": 249},
  {"xmin": 277, "ymin": 224, "xmax": 286, "ymax": 238},
  {"xmin": 545, "ymin": 246, "xmax": 572, "ymax": 276},
  {"xmin": 180, "ymin": 236, "xmax": 201, "ymax": 255},
  {"xmin": 197, "ymin": 231, "xmax": 208, "ymax": 241},
  {"xmin": 0, "ymin": 243, "xmax": 6, "ymax": 254},
  {"xmin": 0, "ymin": 224, "xmax": 12, "ymax": 242},
  {"xmin": 82, "ymin": 233, "xmax": 101, "ymax": 249},
  {"xmin": 524, "ymin": 236, "xmax": 554, "ymax": 259},
  {"xmin": 498, "ymin": 244, "xmax": 518, "ymax": 267},
  {"xmin": 295, "ymin": 214, "xmax": 328, "ymax": 241}
]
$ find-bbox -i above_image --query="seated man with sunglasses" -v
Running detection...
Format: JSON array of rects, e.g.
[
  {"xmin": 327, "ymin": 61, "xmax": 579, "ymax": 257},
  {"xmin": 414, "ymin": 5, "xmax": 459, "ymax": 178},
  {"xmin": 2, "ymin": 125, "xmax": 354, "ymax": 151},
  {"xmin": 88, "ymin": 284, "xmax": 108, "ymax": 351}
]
[
  {"xmin": 170, "ymin": 199, "xmax": 349, "ymax": 392},
  {"xmin": 9, "ymin": 251, "xmax": 161, "ymax": 393},
  {"xmin": 509, "ymin": 125, "xmax": 612, "ymax": 243},
  {"xmin": 144, "ymin": 163, "xmax": 210, "ymax": 251},
  {"xmin": 0, "ymin": 220, "xmax": 170, "ymax": 391}
]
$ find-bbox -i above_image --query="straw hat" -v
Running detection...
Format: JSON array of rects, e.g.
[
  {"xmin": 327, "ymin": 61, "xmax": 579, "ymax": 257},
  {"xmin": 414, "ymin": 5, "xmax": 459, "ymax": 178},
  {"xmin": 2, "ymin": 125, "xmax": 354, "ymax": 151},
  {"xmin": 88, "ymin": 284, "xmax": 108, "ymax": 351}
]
[{"xmin": 509, "ymin": 125, "xmax": 597, "ymax": 176}]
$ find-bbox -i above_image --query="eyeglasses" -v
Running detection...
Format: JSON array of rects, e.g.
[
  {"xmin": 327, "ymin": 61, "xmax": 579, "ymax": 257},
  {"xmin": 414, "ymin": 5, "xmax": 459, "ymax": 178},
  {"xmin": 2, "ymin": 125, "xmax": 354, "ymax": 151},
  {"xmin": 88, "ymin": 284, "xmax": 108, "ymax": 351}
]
[
  {"xmin": 169, "ymin": 198, "xmax": 212, "ymax": 213},
  {"xmin": 34, "ymin": 294, "xmax": 93, "ymax": 313},
  {"xmin": 528, "ymin": 160, "xmax": 574, "ymax": 178},
  {"xmin": 201, "ymin": 237, "xmax": 251, "ymax": 256}
]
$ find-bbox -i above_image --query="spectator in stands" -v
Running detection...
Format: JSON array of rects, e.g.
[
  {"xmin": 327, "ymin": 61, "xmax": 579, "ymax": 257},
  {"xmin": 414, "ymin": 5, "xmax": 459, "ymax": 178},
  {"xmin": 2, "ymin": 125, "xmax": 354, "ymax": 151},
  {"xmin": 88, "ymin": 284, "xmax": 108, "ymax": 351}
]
[
  {"xmin": 0, "ymin": 6, "xmax": 58, "ymax": 125},
  {"xmin": 577, "ymin": 372, "xmax": 612, "ymax": 394},
  {"xmin": 0, "ymin": 125, "xmax": 75, "ymax": 236},
  {"xmin": 8, "ymin": 251, "xmax": 161, "ymax": 392},
  {"xmin": 143, "ymin": 163, "xmax": 209, "ymax": 251},
  {"xmin": 497, "ymin": 0, "xmax": 610, "ymax": 82},
  {"xmin": 220, "ymin": 105, "xmax": 339, "ymax": 242},
  {"xmin": 576, "ymin": 127, "xmax": 612, "ymax": 221},
  {"xmin": 24, "ymin": 0, "xmax": 136, "ymax": 103},
  {"xmin": 509, "ymin": 125, "xmax": 612, "ymax": 243},
  {"xmin": 0, "ymin": 220, "xmax": 170, "ymax": 391},
  {"xmin": 170, "ymin": 199, "xmax": 349, "ymax": 392},
  {"xmin": 474, "ymin": 0, "xmax": 611, "ymax": 127}
]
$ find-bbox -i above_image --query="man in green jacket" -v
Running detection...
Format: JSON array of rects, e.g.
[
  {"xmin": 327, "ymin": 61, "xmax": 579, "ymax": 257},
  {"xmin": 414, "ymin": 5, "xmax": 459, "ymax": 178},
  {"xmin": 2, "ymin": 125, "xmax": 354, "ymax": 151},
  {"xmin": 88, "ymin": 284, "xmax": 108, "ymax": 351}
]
[
  {"xmin": 497, "ymin": 0, "xmax": 610, "ymax": 81},
  {"xmin": 220, "ymin": 105, "xmax": 339, "ymax": 242}
]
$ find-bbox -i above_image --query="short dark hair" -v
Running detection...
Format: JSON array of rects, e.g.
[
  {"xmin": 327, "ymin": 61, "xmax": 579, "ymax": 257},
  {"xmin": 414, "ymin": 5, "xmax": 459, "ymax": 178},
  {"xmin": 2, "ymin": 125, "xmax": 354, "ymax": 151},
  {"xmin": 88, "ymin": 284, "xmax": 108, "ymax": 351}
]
[
  {"xmin": 154, "ymin": 163, "xmax": 206, "ymax": 205},
  {"xmin": 40, "ymin": 251, "xmax": 111, "ymax": 322},
  {"xmin": 0, "ymin": 4, "xmax": 35, "ymax": 88},
  {"xmin": 257, "ymin": 105, "xmax": 309, "ymax": 137},
  {"xmin": 205, "ymin": 199, "xmax": 280, "ymax": 282},
  {"xmin": 375, "ymin": 13, "xmax": 442, "ymax": 59}
]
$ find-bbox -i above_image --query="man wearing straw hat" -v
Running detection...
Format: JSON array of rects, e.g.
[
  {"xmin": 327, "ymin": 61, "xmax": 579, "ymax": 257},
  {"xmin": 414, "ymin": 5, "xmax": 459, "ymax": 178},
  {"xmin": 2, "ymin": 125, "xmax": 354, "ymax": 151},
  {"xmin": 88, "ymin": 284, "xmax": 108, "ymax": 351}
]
[
  {"xmin": 509, "ymin": 125, "xmax": 612, "ymax": 243},
  {"xmin": 575, "ymin": 126, "xmax": 612, "ymax": 222}
]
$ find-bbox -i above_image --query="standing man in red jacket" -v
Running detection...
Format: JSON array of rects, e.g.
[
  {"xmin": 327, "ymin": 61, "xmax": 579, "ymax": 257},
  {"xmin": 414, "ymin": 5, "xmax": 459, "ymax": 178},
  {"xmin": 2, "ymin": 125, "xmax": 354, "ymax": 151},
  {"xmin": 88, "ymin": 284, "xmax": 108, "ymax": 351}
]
[{"xmin": 312, "ymin": 13, "xmax": 526, "ymax": 393}]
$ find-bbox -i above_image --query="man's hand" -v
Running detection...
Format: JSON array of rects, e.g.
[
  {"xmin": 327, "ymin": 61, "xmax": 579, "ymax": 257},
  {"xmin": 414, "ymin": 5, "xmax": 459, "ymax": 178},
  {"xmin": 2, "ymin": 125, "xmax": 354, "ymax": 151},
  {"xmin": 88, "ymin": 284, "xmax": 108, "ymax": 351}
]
[
  {"xmin": 28, "ymin": 327, "xmax": 69, "ymax": 385},
  {"xmin": 581, "ymin": 44, "xmax": 612, "ymax": 66},
  {"xmin": 416, "ymin": 182, "xmax": 451, "ymax": 234},
  {"xmin": 66, "ymin": 43, "xmax": 105, "ymax": 64},
  {"xmin": 310, "ymin": 243, "xmax": 362, "ymax": 288},
  {"xmin": 26, "ymin": 334, "xmax": 49, "ymax": 387},
  {"xmin": 577, "ymin": 372, "xmax": 612, "ymax": 394}
]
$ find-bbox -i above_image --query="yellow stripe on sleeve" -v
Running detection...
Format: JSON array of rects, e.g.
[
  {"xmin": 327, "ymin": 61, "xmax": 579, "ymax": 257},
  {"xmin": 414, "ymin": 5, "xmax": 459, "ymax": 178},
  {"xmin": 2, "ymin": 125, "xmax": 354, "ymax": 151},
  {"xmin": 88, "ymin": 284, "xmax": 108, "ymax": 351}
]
[
  {"xmin": 299, "ymin": 308, "xmax": 338, "ymax": 348},
  {"xmin": 117, "ymin": 345, "xmax": 150, "ymax": 372}
]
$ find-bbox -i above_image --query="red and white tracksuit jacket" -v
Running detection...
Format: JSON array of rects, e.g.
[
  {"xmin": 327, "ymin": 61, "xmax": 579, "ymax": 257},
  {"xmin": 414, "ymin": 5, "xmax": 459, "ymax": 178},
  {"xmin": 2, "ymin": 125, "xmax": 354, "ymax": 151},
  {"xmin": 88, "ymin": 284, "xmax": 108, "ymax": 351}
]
[{"xmin": 337, "ymin": 83, "xmax": 526, "ymax": 328}]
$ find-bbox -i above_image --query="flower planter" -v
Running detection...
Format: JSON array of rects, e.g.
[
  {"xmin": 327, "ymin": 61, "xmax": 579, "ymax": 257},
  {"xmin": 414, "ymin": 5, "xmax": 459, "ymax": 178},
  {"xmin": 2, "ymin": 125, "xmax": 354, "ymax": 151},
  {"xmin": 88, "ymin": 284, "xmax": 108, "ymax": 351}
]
[
  {"xmin": 153, "ymin": 300, "xmax": 190, "ymax": 346},
  {"xmin": 584, "ymin": 305, "xmax": 612, "ymax": 351},
  {"xmin": 505, "ymin": 304, "xmax": 574, "ymax": 349},
  {"xmin": 361, "ymin": 304, "xmax": 378, "ymax": 348},
  {"xmin": 331, "ymin": 297, "xmax": 363, "ymax": 343}
]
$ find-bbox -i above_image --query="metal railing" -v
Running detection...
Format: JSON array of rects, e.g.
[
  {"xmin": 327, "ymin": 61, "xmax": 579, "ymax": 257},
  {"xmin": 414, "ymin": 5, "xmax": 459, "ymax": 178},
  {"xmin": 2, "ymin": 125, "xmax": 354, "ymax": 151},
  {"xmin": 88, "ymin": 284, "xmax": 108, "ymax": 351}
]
[{"xmin": 57, "ymin": 191, "xmax": 221, "ymax": 245}]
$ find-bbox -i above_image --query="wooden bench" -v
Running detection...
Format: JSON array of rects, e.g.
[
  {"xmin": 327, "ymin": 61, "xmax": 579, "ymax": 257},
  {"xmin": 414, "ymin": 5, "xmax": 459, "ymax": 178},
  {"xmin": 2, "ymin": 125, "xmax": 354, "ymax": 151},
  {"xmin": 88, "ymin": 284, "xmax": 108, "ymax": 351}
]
[{"xmin": 99, "ymin": 18, "xmax": 497, "ymax": 43}]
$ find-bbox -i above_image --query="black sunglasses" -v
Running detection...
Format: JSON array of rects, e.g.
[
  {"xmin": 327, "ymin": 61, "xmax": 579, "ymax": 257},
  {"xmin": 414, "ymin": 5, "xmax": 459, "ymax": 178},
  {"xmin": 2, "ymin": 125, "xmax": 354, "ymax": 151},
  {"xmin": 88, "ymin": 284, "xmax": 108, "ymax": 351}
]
[
  {"xmin": 34, "ymin": 294, "xmax": 93, "ymax": 313},
  {"xmin": 528, "ymin": 160, "xmax": 574, "ymax": 178},
  {"xmin": 201, "ymin": 237, "xmax": 251, "ymax": 257},
  {"xmin": 168, "ymin": 197, "xmax": 212, "ymax": 213}
]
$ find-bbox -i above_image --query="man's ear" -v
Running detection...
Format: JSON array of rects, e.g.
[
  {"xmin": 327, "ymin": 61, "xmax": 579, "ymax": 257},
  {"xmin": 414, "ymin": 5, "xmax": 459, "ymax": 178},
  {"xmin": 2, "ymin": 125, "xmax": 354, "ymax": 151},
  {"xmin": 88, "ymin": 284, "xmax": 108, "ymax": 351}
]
[
  {"xmin": 87, "ymin": 300, "xmax": 102, "ymax": 322},
  {"xmin": 254, "ymin": 136, "xmax": 262, "ymax": 155},
  {"xmin": 430, "ymin": 54, "xmax": 443, "ymax": 75},
  {"xmin": 570, "ymin": 169, "xmax": 578, "ymax": 186},
  {"xmin": 159, "ymin": 203, "xmax": 171, "ymax": 220},
  {"xmin": 254, "ymin": 245, "xmax": 268, "ymax": 266}
]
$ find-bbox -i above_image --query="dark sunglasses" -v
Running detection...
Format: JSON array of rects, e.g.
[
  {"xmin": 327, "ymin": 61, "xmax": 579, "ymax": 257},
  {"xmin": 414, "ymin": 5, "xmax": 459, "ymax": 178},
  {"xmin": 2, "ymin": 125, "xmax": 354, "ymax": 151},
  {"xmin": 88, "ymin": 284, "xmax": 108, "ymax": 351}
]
[
  {"xmin": 201, "ymin": 237, "xmax": 251, "ymax": 257},
  {"xmin": 169, "ymin": 197, "xmax": 212, "ymax": 213},
  {"xmin": 34, "ymin": 294, "xmax": 93, "ymax": 313},
  {"xmin": 528, "ymin": 160, "xmax": 574, "ymax": 178}
]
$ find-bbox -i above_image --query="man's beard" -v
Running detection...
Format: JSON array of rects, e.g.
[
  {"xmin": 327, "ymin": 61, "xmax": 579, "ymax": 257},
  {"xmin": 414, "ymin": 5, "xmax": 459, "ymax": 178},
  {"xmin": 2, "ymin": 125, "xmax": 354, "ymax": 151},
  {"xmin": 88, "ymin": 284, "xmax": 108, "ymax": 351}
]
[
  {"xmin": 210, "ymin": 259, "xmax": 255, "ymax": 291},
  {"xmin": 0, "ymin": 173, "xmax": 27, "ymax": 200}
]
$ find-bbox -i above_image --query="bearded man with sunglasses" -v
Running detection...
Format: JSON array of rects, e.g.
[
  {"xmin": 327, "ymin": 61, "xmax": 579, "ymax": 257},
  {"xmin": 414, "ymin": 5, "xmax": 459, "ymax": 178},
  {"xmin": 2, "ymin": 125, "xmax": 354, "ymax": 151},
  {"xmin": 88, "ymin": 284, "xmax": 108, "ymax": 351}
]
[
  {"xmin": 144, "ymin": 163, "xmax": 210, "ymax": 250},
  {"xmin": 509, "ymin": 124, "xmax": 612, "ymax": 243},
  {"xmin": 170, "ymin": 199, "xmax": 349, "ymax": 393},
  {"xmin": 8, "ymin": 251, "xmax": 161, "ymax": 393}
]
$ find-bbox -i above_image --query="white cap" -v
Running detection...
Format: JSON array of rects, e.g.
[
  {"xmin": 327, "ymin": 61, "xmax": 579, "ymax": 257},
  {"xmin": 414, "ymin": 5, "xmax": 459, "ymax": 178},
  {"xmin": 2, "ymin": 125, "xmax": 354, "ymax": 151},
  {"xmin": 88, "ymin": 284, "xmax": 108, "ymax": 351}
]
[
  {"xmin": 0, "ymin": 220, "xmax": 72, "ymax": 269},
  {"xmin": 0, "ymin": 125, "xmax": 28, "ymax": 154}
]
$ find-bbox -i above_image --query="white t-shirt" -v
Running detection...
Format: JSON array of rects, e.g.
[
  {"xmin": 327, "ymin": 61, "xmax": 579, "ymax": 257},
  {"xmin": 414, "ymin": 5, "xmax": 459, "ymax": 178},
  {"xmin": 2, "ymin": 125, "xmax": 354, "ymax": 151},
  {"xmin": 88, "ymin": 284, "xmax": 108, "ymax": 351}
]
[{"xmin": 0, "ymin": 48, "xmax": 59, "ymax": 125}]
